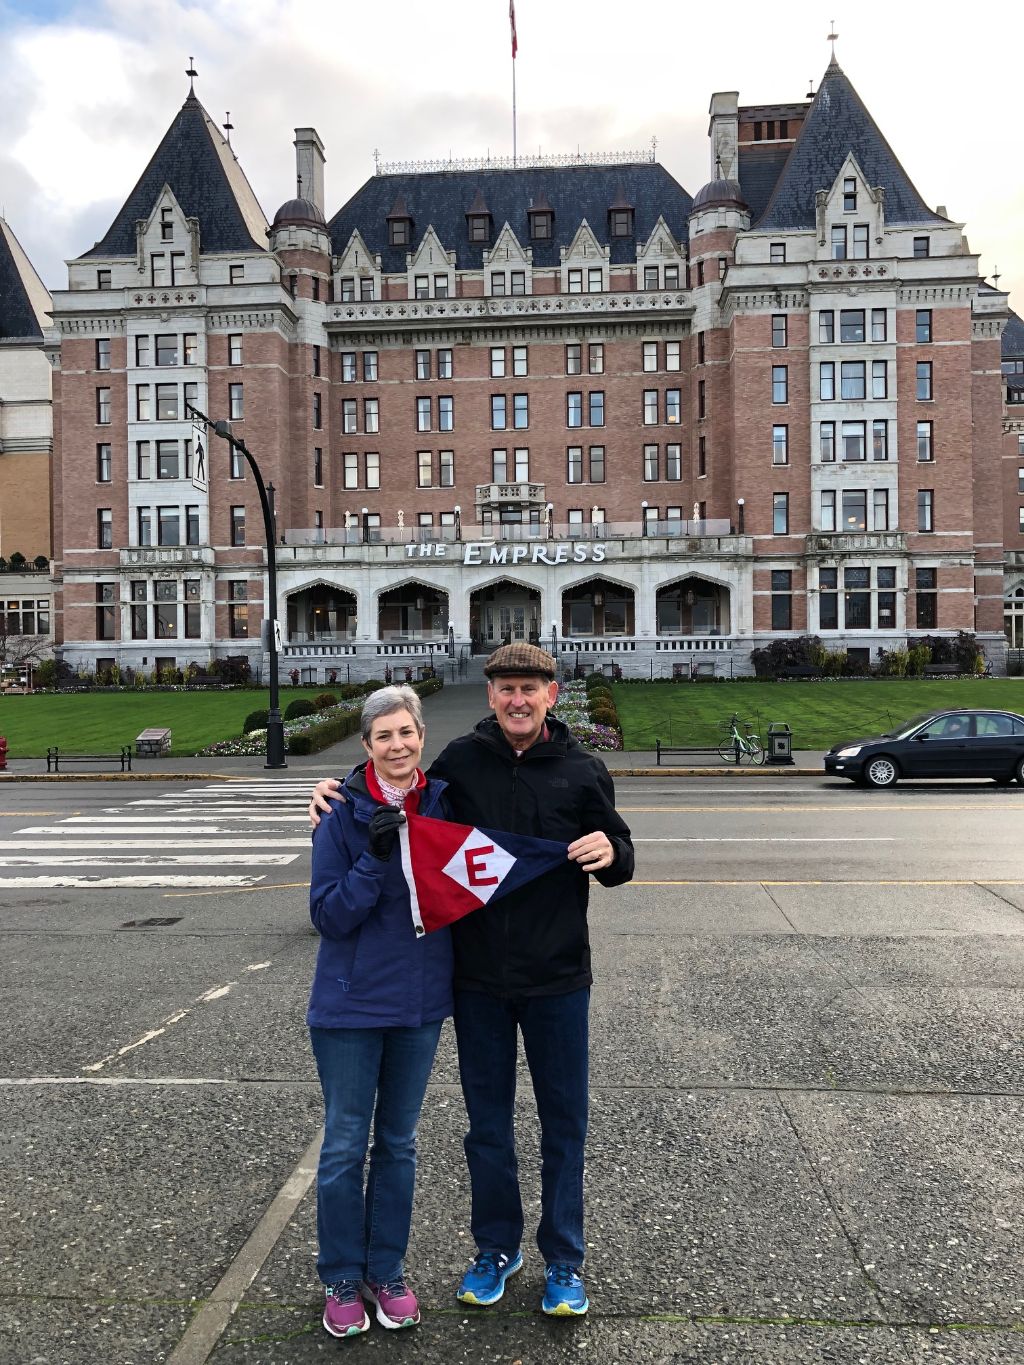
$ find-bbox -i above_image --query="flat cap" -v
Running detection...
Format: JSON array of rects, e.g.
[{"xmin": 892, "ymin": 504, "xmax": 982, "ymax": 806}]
[{"xmin": 483, "ymin": 643, "xmax": 558, "ymax": 679}]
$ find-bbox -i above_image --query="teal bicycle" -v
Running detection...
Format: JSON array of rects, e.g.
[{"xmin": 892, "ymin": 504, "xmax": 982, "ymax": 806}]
[{"xmin": 717, "ymin": 714, "xmax": 765, "ymax": 765}]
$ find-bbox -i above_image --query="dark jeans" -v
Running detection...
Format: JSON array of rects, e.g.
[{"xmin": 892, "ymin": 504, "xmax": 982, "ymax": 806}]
[
  {"xmin": 453, "ymin": 986, "xmax": 589, "ymax": 1267},
  {"xmin": 310, "ymin": 1020, "xmax": 443, "ymax": 1285}
]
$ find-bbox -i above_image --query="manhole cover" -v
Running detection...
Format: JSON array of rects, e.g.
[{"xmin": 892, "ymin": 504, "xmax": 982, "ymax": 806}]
[{"xmin": 119, "ymin": 916, "xmax": 182, "ymax": 928}]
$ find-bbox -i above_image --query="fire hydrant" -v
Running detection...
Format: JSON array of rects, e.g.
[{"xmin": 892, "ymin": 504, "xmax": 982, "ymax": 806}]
[{"xmin": 0, "ymin": 735, "xmax": 7, "ymax": 770}]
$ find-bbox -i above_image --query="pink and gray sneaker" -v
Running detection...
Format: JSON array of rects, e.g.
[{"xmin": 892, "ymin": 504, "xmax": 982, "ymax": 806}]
[
  {"xmin": 362, "ymin": 1277, "xmax": 421, "ymax": 1329},
  {"xmin": 322, "ymin": 1280, "xmax": 369, "ymax": 1338}
]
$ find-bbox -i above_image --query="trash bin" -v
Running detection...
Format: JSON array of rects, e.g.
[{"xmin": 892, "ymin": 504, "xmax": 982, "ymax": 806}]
[{"xmin": 765, "ymin": 722, "xmax": 794, "ymax": 766}]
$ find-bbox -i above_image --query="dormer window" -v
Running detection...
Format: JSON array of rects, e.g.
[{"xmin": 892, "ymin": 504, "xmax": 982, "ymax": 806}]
[
  {"xmin": 609, "ymin": 207, "xmax": 634, "ymax": 237},
  {"xmin": 160, "ymin": 207, "xmax": 174, "ymax": 241},
  {"xmin": 468, "ymin": 215, "xmax": 491, "ymax": 243},
  {"xmin": 529, "ymin": 210, "xmax": 552, "ymax": 240},
  {"xmin": 843, "ymin": 178, "xmax": 857, "ymax": 212},
  {"xmin": 389, "ymin": 217, "xmax": 410, "ymax": 247}
]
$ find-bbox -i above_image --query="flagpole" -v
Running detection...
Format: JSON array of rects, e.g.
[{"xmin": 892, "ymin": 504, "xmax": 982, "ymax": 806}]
[{"xmin": 512, "ymin": 52, "xmax": 517, "ymax": 167}]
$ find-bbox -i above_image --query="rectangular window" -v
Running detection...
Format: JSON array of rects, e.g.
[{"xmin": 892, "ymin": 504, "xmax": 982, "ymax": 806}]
[
  {"xmin": 491, "ymin": 394, "xmax": 507, "ymax": 430},
  {"xmin": 916, "ymin": 566, "xmax": 937, "ymax": 628},
  {"xmin": 820, "ymin": 489, "xmax": 836, "ymax": 532},
  {"xmin": 95, "ymin": 337, "xmax": 111, "ymax": 371},
  {"xmin": 665, "ymin": 265, "xmax": 679, "ymax": 288},
  {"xmin": 433, "ymin": 275, "xmax": 449, "ymax": 299},
  {"xmin": 97, "ymin": 507, "xmax": 113, "ymax": 549},
  {"xmin": 360, "ymin": 278, "xmax": 374, "ymax": 301},
  {"xmin": 841, "ymin": 420, "xmax": 866, "ymax": 461},
  {"xmin": 96, "ymin": 582, "xmax": 116, "ymax": 640},
  {"xmin": 340, "ymin": 277, "xmax": 355, "ymax": 302},
  {"xmin": 170, "ymin": 253, "xmax": 186, "ymax": 286},
  {"xmin": 506, "ymin": 270, "xmax": 524, "ymax": 295},
  {"xmin": 185, "ymin": 504, "xmax": 199, "ymax": 546},
  {"xmin": 916, "ymin": 361, "xmax": 933, "ymax": 401},
  {"xmin": 135, "ymin": 335, "xmax": 151, "ymax": 368},
  {"xmin": 773, "ymin": 492, "xmax": 789, "ymax": 535},
  {"xmin": 228, "ymin": 383, "xmax": 243, "ymax": 420},
  {"xmin": 512, "ymin": 346, "xmax": 527, "ymax": 377},
  {"xmin": 492, "ymin": 449, "xmax": 507, "ymax": 482},
  {"xmin": 819, "ymin": 310, "xmax": 835, "ymax": 344},
  {"xmin": 698, "ymin": 435, "xmax": 707, "ymax": 477},
  {"xmin": 588, "ymin": 343, "xmax": 604, "ymax": 374},
  {"xmin": 840, "ymin": 309, "xmax": 865, "ymax": 343},
  {"xmin": 343, "ymin": 452, "xmax": 358, "ymax": 489},
  {"xmin": 643, "ymin": 389, "xmax": 658, "ymax": 424},
  {"xmin": 871, "ymin": 308, "xmax": 887, "ymax": 342},
  {"xmin": 644, "ymin": 265, "xmax": 659, "ymax": 290},
  {"xmin": 643, "ymin": 444, "xmax": 659, "ymax": 481},
  {"xmin": 718, "ymin": 256, "xmax": 728, "ymax": 279},
  {"xmin": 820, "ymin": 420, "xmax": 836, "ymax": 462},
  {"xmin": 841, "ymin": 361, "xmax": 866, "ymax": 400},
  {"xmin": 587, "ymin": 267, "xmax": 603, "ymax": 293},
  {"xmin": 772, "ymin": 365, "xmax": 788, "ymax": 404},
  {"xmin": 697, "ymin": 332, "xmax": 706, "ymax": 364},
  {"xmin": 772, "ymin": 424, "xmax": 789, "ymax": 465},
  {"xmin": 770, "ymin": 242, "xmax": 786, "ymax": 264},
  {"xmin": 831, "ymin": 225, "xmax": 847, "ymax": 260},
  {"xmin": 313, "ymin": 393, "xmax": 323, "ymax": 429},
  {"xmin": 415, "ymin": 349, "xmax": 431, "ymax": 380},
  {"xmin": 158, "ymin": 506, "xmax": 180, "ymax": 546},
  {"xmin": 589, "ymin": 445, "xmax": 605, "ymax": 482},
  {"xmin": 665, "ymin": 340, "xmax": 680, "ymax": 371},
  {"xmin": 873, "ymin": 487, "xmax": 890, "ymax": 530},
  {"xmin": 772, "ymin": 314, "xmax": 788, "ymax": 347},
  {"xmin": 820, "ymin": 566, "xmax": 839, "ymax": 627},
  {"xmin": 438, "ymin": 395, "xmax": 453, "ymax": 431},
  {"xmin": 156, "ymin": 440, "xmax": 179, "ymax": 479},
  {"xmin": 565, "ymin": 344, "xmax": 582, "ymax": 375},
  {"xmin": 567, "ymin": 268, "xmax": 583, "ymax": 294},
  {"xmin": 342, "ymin": 398, "xmax": 357, "ymax": 433},
  {"xmin": 871, "ymin": 360, "xmax": 888, "ymax": 399},
  {"xmin": 585, "ymin": 391, "xmax": 604, "ymax": 427},
  {"xmin": 229, "ymin": 264, "xmax": 244, "ymax": 285},
  {"xmin": 230, "ymin": 505, "xmax": 246, "ymax": 546},
  {"xmin": 664, "ymin": 389, "xmax": 680, "ymax": 425},
  {"xmin": 311, "ymin": 277, "xmax": 320, "ymax": 302},
  {"xmin": 514, "ymin": 448, "xmax": 530, "ymax": 481},
  {"xmin": 313, "ymin": 447, "xmax": 323, "ymax": 487},
  {"xmin": 155, "ymin": 334, "xmax": 177, "ymax": 366},
  {"xmin": 819, "ymin": 361, "xmax": 835, "ymax": 402},
  {"xmin": 567, "ymin": 392, "xmax": 582, "ymax": 428},
  {"xmin": 417, "ymin": 397, "xmax": 431, "ymax": 432},
  {"xmin": 643, "ymin": 341, "xmax": 658, "ymax": 372},
  {"xmin": 364, "ymin": 350, "xmax": 379, "ymax": 381},
  {"xmin": 312, "ymin": 344, "xmax": 321, "ymax": 377},
  {"xmin": 916, "ymin": 309, "xmax": 933, "ymax": 343},
  {"xmin": 96, "ymin": 443, "xmax": 112, "ymax": 482},
  {"xmin": 229, "ymin": 447, "xmax": 244, "ymax": 480},
  {"xmin": 913, "ymin": 236, "xmax": 930, "ymax": 258},
  {"xmin": 843, "ymin": 177, "xmax": 857, "ymax": 212},
  {"xmin": 414, "ymin": 275, "xmax": 429, "ymax": 299},
  {"xmin": 872, "ymin": 419, "xmax": 889, "ymax": 461},
  {"xmin": 135, "ymin": 441, "xmax": 151, "ymax": 480},
  {"xmin": 917, "ymin": 488, "xmax": 934, "ymax": 532},
  {"xmin": 151, "ymin": 252, "xmax": 168, "ymax": 286},
  {"xmin": 417, "ymin": 451, "xmax": 432, "ymax": 487},
  {"xmin": 137, "ymin": 506, "xmax": 152, "ymax": 545},
  {"xmin": 852, "ymin": 224, "xmax": 869, "ymax": 259},
  {"xmin": 666, "ymin": 443, "xmax": 681, "ymax": 480},
  {"xmin": 135, "ymin": 384, "xmax": 150, "ymax": 421},
  {"xmin": 697, "ymin": 261, "xmax": 705, "ymax": 286},
  {"xmin": 842, "ymin": 489, "xmax": 867, "ymax": 532},
  {"xmin": 97, "ymin": 387, "xmax": 112, "ymax": 424},
  {"xmin": 513, "ymin": 393, "xmax": 529, "ymax": 429},
  {"xmin": 491, "ymin": 271, "xmax": 506, "ymax": 296},
  {"xmin": 771, "ymin": 570, "xmax": 792, "ymax": 630},
  {"xmin": 342, "ymin": 352, "xmax": 358, "ymax": 382},
  {"xmin": 568, "ymin": 446, "xmax": 583, "ymax": 483},
  {"xmin": 228, "ymin": 581, "xmax": 248, "ymax": 639},
  {"xmin": 845, "ymin": 567, "xmax": 870, "ymax": 627},
  {"xmin": 365, "ymin": 452, "xmax": 380, "ymax": 489},
  {"xmin": 698, "ymin": 379, "xmax": 706, "ymax": 420},
  {"xmin": 364, "ymin": 398, "xmax": 379, "ymax": 433},
  {"xmin": 155, "ymin": 383, "xmax": 177, "ymax": 420},
  {"xmin": 97, "ymin": 268, "xmax": 112, "ymax": 289},
  {"xmin": 491, "ymin": 346, "xmax": 507, "ymax": 378}
]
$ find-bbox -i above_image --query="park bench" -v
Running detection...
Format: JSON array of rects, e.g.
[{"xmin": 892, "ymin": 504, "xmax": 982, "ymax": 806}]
[
  {"xmin": 655, "ymin": 739, "xmax": 724, "ymax": 765},
  {"xmin": 46, "ymin": 746, "xmax": 133, "ymax": 773},
  {"xmin": 777, "ymin": 664, "xmax": 820, "ymax": 679},
  {"xmin": 922, "ymin": 663, "xmax": 961, "ymax": 677}
]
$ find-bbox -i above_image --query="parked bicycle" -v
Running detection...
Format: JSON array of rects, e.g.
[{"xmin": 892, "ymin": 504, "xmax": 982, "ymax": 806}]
[{"xmin": 717, "ymin": 714, "xmax": 765, "ymax": 765}]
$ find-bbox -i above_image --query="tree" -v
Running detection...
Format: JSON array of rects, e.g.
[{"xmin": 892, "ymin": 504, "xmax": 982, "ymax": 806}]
[{"xmin": 0, "ymin": 616, "xmax": 48, "ymax": 684}]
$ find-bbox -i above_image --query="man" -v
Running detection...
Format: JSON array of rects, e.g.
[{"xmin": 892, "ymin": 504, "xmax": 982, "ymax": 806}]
[{"xmin": 309, "ymin": 642, "xmax": 634, "ymax": 1316}]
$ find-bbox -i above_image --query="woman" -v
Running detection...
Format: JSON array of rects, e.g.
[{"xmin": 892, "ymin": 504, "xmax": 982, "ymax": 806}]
[{"xmin": 308, "ymin": 685, "xmax": 452, "ymax": 1338}]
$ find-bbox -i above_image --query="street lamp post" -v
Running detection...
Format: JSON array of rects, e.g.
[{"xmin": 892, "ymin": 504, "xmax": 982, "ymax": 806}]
[
  {"xmin": 640, "ymin": 500, "xmax": 648, "ymax": 537},
  {"xmin": 736, "ymin": 497, "xmax": 745, "ymax": 534},
  {"xmin": 454, "ymin": 504, "xmax": 462, "ymax": 541},
  {"xmin": 551, "ymin": 618, "xmax": 559, "ymax": 659},
  {"xmin": 546, "ymin": 502, "xmax": 554, "ymax": 540},
  {"xmin": 187, "ymin": 403, "xmax": 286, "ymax": 768}
]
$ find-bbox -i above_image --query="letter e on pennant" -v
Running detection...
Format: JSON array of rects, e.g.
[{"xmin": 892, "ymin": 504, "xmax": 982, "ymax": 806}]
[{"xmin": 465, "ymin": 844, "xmax": 499, "ymax": 886}]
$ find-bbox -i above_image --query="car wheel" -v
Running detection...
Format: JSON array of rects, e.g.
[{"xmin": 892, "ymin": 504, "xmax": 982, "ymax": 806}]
[
  {"xmin": 1015, "ymin": 756, "xmax": 1024, "ymax": 784},
  {"xmin": 864, "ymin": 754, "xmax": 899, "ymax": 788}
]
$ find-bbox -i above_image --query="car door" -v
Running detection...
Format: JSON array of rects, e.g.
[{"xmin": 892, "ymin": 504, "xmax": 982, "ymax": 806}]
[
  {"xmin": 909, "ymin": 714, "xmax": 973, "ymax": 777},
  {"xmin": 971, "ymin": 713, "xmax": 1017, "ymax": 776}
]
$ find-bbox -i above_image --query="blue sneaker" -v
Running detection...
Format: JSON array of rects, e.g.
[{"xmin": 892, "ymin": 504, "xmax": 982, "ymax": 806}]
[
  {"xmin": 542, "ymin": 1263, "xmax": 589, "ymax": 1316},
  {"xmin": 456, "ymin": 1249, "xmax": 523, "ymax": 1306}
]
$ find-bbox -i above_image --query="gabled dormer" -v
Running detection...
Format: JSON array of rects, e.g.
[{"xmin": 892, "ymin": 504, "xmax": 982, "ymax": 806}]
[
  {"xmin": 465, "ymin": 189, "xmax": 493, "ymax": 246},
  {"xmin": 608, "ymin": 186, "xmax": 635, "ymax": 239},
  {"xmin": 134, "ymin": 186, "xmax": 198, "ymax": 287},
  {"xmin": 334, "ymin": 229, "xmax": 382, "ymax": 303},
  {"xmin": 560, "ymin": 220, "xmax": 609, "ymax": 294},
  {"xmin": 386, "ymin": 193, "xmax": 414, "ymax": 249},
  {"xmin": 815, "ymin": 153, "xmax": 884, "ymax": 262},
  {"xmin": 406, "ymin": 225, "xmax": 455, "ymax": 300},
  {"xmin": 527, "ymin": 191, "xmax": 554, "ymax": 243},
  {"xmin": 483, "ymin": 223, "xmax": 532, "ymax": 296},
  {"xmin": 636, "ymin": 216, "xmax": 686, "ymax": 291}
]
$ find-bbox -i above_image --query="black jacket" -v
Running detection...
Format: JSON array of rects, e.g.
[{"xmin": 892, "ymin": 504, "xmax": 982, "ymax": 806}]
[{"xmin": 428, "ymin": 714, "xmax": 634, "ymax": 997}]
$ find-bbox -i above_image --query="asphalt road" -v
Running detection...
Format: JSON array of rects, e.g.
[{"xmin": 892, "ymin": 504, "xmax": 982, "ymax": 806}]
[{"xmin": 2, "ymin": 774, "xmax": 1023, "ymax": 1363}]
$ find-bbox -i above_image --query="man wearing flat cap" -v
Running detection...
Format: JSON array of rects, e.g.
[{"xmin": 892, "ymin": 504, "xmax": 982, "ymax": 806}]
[{"xmin": 309, "ymin": 642, "xmax": 633, "ymax": 1316}]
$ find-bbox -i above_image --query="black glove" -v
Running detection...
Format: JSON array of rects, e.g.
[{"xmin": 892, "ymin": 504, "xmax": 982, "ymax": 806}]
[{"xmin": 367, "ymin": 807, "xmax": 405, "ymax": 861}]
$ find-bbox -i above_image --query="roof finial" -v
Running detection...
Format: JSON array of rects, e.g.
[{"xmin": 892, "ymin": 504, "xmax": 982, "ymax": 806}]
[
  {"xmin": 297, "ymin": 170, "xmax": 303, "ymax": 197},
  {"xmin": 373, "ymin": 147, "xmax": 380, "ymax": 174},
  {"xmin": 650, "ymin": 134, "xmax": 658, "ymax": 162},
  {"xmin": 827, "ymin": 20, "xmax": 839, "ymax": 58},
  {"xmin": 186, "ymin": 57, "xmax": 198, "ymax": 93},
  {"xmin": 223, "ymin": 111, "xmax": 234, "ymax": 147},
  {"xmin": 715, "ymin": 152, "xmax": 722, "ymax": 177},
  {"xmin": 993, "ymin": 265, "xmax": 1001, "ymax": 289}
]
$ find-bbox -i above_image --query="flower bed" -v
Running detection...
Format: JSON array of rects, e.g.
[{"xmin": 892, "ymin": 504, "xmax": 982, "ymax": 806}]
[{"xmin": 553, "ymin": 681, "xmax": 623, "ymax": 752}]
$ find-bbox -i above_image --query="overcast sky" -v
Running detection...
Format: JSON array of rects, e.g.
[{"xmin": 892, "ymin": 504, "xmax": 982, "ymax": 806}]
[{"xmin": 2, "ymin": 0, "xmax": 1021, "ymax": 314}]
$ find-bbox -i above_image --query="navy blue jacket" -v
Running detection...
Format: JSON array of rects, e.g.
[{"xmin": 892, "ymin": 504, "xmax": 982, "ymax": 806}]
[{"xmin": 307, "ymin": 763, "xmax": 454, "ymax": 1029}]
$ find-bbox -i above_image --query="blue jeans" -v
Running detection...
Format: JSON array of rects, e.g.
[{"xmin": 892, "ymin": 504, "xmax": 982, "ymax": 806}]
[
  {"xmin": 453, "ymin": 987, "xmax": 589, "ymax": 1267},
  {"xmin": 310, "ymin": 1020, "xmax": 443, "ymax": 1285}
]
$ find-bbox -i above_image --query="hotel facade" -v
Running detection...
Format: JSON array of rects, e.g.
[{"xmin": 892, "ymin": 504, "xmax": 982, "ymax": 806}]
[{"xmin": 42, "ymin": 58, "xmax": 1020, "ymax": 681}]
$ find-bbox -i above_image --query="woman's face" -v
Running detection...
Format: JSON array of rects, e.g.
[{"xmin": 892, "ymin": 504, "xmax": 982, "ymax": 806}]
[{"xmin": 362, "ymin": 707, "xmax": 424, "ymax": 787}]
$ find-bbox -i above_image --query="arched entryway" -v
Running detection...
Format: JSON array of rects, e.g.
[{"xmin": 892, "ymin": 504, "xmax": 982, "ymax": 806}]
[
  {"xmin": 1005, "ymin": 584, "xmax": 1024, "ymax": 647},
  {"xmin": 560, "ymin": 577, "xmax": 635, "ymax": 638},
  {"xmin": 286, "ymin": 583, "xmax": 357, "ymax": 644},
  {"xmin": 656, "ymin": 576, "xmax": 731, "ymax": 635},
  {"xmin": 377, "ymin": 581, "xmax": 449, "ymax": 641},
  {"xmin": 469, "ymin": 579, "xmax": 542, "ymax": 653}
]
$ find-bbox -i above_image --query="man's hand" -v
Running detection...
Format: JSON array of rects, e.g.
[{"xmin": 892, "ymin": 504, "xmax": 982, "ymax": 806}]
[
  {"xmin": 367, "ymin": 807, "xmax": 405, "ymax": 861},
  {"xmin": 567, "ymin": 831, "xmax": 615, "ymax": 873},
  {"xmin": 309, "ymin": 778, "xmax": 343, "ymax": 828}
]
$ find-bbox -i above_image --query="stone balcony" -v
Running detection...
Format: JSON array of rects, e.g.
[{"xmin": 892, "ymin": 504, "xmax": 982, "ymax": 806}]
[
  {"xmin": 119, "ymin": 546, "xmax": 215, "ymax": 569},
  {"xmin": 805, "ymin": 531, "xmax": 908, "ymax": 555},
  {"xmin": 475, "ymin": 481, "xmax": 547, "ymax": 509}
]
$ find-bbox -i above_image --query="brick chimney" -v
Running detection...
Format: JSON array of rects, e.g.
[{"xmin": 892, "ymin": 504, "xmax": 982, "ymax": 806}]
[
  {"xmin": 708, "ymin": 92, "xmax": 739, "ymax": 181},
  {"xmin": 294, "ymin": 128, "xmax": 326, "ymax": 215}
]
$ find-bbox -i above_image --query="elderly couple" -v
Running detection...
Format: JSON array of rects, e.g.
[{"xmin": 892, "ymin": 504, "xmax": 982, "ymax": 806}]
[{"xmin": 305, "ymin": 643, "xmax": 634, "ymax": 1338}]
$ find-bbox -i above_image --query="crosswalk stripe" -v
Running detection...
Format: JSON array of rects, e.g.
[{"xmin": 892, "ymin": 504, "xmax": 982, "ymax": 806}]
[
  {"xmin": 17, "ymin": 826, "xmax": 295, "ymax": 836},
  {"xmin": 0, "ymin": 839, "xmax": 310, "ymax": 850},
  {"xmin": 0, "ymin": 853, "xmax": 297, "ymax": 867},
  {"xmin": 58, "ymin": 815, "xmax": 312, "ymax": 824},
  {"xmin": 0, "ymin": 875, "xmax": 266, "ymax": 888}
]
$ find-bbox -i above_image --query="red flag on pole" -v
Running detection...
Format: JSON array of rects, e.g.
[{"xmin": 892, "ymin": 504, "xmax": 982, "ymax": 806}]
[
  {"xmin": 398, "ymin": 811, "xmax": 567, "ymax": 935},
  {"xmin": 509, "ymin": 0, "xmax": 518, "ymax": 58}
]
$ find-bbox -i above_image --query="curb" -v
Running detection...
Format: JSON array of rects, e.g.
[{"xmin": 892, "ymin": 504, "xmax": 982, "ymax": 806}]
[
  {"xmin": 0, "ymin": 766, "xmax": 824, "ymax": 782},
  {"xmin": 0, "ymin": 771, "xmax": 236, "ymax": 783},
  {"xmin": 611, "ymin": 766, "xmax": 821, "ymax": 777}
]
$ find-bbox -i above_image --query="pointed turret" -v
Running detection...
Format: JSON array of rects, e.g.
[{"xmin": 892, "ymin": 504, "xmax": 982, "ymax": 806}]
[{"xmin": 0, "ymin": 219, "xmax": 51, "ymax": 339}]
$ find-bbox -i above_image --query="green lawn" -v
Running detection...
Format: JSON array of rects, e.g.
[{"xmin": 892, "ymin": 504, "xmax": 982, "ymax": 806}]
[
  {"xmin": 0, "ymin": 688, "xmax": 330, "ymax": 758},
  {"xmin": 612, "ymin": 679, "xmax": 1024, "ymax": 751}
]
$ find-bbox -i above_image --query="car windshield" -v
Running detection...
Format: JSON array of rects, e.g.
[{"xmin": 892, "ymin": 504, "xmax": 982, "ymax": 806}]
[{"xmin": 886, "ymin": 712, "xmax": 940, "ymax": 739}]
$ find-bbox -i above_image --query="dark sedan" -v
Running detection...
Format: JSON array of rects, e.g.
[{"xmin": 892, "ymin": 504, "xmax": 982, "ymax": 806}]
[{"xmin": 824, "ymin": 709, "xmax": 1024, "ymax": 787}]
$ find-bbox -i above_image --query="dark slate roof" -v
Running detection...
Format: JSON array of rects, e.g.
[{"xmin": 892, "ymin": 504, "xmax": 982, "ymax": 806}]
[
  {"xmin": 83, "ymin": 92, "xmax": 267, "ymax": 258},
  {"xmin": 0, "ymin": 220, "xmax": 49, "ymax": 340},
  {"xmin": 329, "ymin": 163, "xmax": 694, "ymax": 270},
  {"xmin": 691, "ymin": 178, "xmax": 747, "ymax": 212},
  {"xmin": 757, "ymin": 58, "xmax": 946, "ymax": 232},
  {"xmin": 1007, "ymin": 373, "xmax": 1024, "ymax": 392},
  {"xmin": 738, "ymin": 143, "xmax": 796, "ymax": 226},
  {"xmin": 1003, "ymin": 309, "xmax": 1024, "ymax": 359}
]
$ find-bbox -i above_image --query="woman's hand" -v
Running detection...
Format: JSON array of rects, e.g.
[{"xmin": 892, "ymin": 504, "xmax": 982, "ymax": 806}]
[
  {"xmin": 367, "ymin": 807, "xmax": 405, "ymax": 861},
  {"xmin": 309, "ymin": 778, "xmax": 343, "ymax": 828}
]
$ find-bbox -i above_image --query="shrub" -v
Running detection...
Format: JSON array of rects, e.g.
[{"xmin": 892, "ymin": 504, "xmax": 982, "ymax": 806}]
[
  {"xmin": 158, "ymin": 666, "xmax": 179, "ymax": 685},
  {"xmin": 819, "ymin": 648, "xmax": 846, "ymax": 678},
  {"xmin": 8, "ymin": 551, "xmax": 26, "ymax": 570},
  {"xmin": 590, "ymin": 705, "xmax": 619, "ymax": 728},
  {"xmin": 313, "ymin": 691, "xmax": 339, "ymax": 711},
  {"xmin": 33, "ymin": 555, "xmax": 49, "ymax": 570},
  {"xmin": 584, "ymin": 672, "xmax": 607, "ymax": 691},
  {"xmin": 878, "ymin": 647, "xmax": 910, "ymax": 678},
  {"xmin": 337, "ymin": 683, "xmax": 364, "ymax": 700},
  {"xmin": 242, "ymin": 708, "xmax": 270, "ymax": 734},
  {"xmin": 34, "ymin": 658, "xmax": 57, "ymax": 688},
  {"xmin": 288, "ymin": 708, "xmax": 362, "ymax": 755},
  {"xmin": 361, "ymin": 679, "xmax": 386, "ymax": 692},
  {"xmin": 907, "ymin": 643, "xmax": 932, "ymax": 678},
  {"xmin": 750, "ymin": 634, "xmax": 823, "ymax": 679},
  {"xmin": 414, "ymin": 675, "xmax": 444, "ymax": 698},
  {"xmin": 284, "ymin": 698, "xmax": 316, "ymax": 721}
]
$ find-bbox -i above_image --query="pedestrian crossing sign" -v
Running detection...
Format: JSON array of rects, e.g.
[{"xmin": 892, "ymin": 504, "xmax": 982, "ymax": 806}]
[{"xmin": 191, "ymin": 421, "xmax": 208, "ymax": 492}]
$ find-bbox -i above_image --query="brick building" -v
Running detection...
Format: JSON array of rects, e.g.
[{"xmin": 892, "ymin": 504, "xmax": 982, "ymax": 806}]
[{"xmin": 46, "ymin": 57, "xmax": 1014, "ymax": 680}]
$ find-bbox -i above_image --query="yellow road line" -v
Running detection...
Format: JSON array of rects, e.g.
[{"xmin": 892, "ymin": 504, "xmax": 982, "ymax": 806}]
[
  {"xmin": 162, "ymin": 881, "xmax": 310, "ymax": 900},
  {"xmin": 623, "ymin": 879, "xmax": 1024, "ymax": 887},
  {"xmin": 0, "ymin": 811, "xmax": 66, "ymax": 816},
  {"xmin": 618, "ymin": 805, "xmax": 1024, "ymax": 814}
]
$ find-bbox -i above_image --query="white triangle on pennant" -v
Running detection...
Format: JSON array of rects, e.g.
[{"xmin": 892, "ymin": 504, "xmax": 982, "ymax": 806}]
[{"xmin": 442, "ymin": 830, "xmax": 516, "ymax": 905}]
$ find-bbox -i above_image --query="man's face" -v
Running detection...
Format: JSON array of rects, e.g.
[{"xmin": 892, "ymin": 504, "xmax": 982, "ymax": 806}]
[{"xmin": 487, "ymin": 674, "xmax": 559, "ymax": 749}]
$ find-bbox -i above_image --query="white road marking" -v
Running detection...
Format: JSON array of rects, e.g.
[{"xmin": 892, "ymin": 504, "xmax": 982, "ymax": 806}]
[
  {"xmin": 0, "ymin": 853, "xmax": 296, "ymax": 867},
  {"xmin": 632, "ymin": 836, "xmax": 898, "ymax": 843},
  {"xmin": 0, "ymin": 1076, "xmax": 258, "ymax": 1087},
  {"xmin": 16, "ymin": 826, "xmax": 295, "ymax": 837},
  {"xmin": 82, "ymin": 977, "xmax": 245, "ymax": 1072},
  {"xmin": 57, "ymin": 814, "xmax": 311, "ymax": 824},
  {"xmin": 0, "ymin": 839, "xmax": 309, "ymax": 850},
  {"xmin": 0, "ymin": 875, "xmax": 265, "ymax": 888}
]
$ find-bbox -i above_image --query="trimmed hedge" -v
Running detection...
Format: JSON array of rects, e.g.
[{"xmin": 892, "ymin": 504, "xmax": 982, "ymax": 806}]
[
  {"xmin": 284, "ymin": 698, "xmax": 317, "ymax": 721},
  {"xmin": 313, "ymin": 691, "xmax": 339, "ymax": 710},
  {"xmin": 286, "ymin": 676, "xmax": 444, "ymax": 755},
  {"xmin": 242, "ymin": 708, "xmax": 269, "ymax": 734}
]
